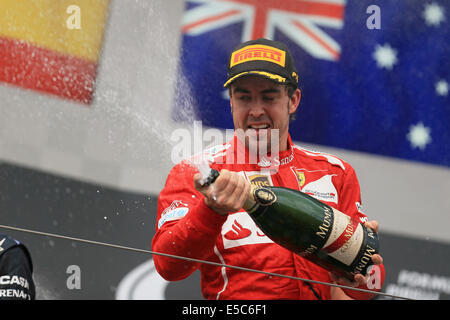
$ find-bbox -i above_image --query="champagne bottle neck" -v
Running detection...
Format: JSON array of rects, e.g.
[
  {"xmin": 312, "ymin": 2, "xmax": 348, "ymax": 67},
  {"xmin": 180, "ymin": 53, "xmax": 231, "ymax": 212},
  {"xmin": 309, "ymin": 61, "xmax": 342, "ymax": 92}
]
[
  {"xmin": 201, "ymin": 169, "xmax": 270, "ymax": 215},
  {"xmin": 243, "ymin": 184, "xmax": 259, "ymax": 214},
  {"xmin": 243, "ymin": 184, "xmax": 278, "ymax": 215}
]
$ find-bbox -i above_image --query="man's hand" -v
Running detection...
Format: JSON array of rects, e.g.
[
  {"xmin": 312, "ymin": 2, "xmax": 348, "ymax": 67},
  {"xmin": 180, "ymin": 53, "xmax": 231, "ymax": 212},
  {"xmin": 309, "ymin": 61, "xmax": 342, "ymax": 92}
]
[
  {"xmin": 194, "ymin": 169, "xmax": 251, "ymax": 216},
  {"xmin": 330, "ymin": 220, "xmax": 383, "ymax": 299}
]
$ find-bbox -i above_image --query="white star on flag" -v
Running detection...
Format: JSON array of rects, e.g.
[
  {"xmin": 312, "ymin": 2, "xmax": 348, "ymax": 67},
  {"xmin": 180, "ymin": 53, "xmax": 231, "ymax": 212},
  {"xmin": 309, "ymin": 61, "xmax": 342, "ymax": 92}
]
[
  {"xmin": 373, "ymin": 43, "xmax": 398, "ymax": 70},
  {"xmin": 407, "ymin": 122, "xmax": 432, "ymax": 150},
  {"xmin": 435, "ymin": 80, "xmax": 449, "ymax": 96},
  {"xmin": 423, "ymin": 2, "xmax": 446, "ymax": 26}
]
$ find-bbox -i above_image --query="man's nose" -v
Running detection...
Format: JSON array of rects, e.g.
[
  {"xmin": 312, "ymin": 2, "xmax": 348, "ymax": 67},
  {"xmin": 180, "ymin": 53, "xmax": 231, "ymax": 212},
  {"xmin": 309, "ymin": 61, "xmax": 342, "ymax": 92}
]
[{"xmin": 248, "ymin": 101, "xmax": 265, "ymax": 118}]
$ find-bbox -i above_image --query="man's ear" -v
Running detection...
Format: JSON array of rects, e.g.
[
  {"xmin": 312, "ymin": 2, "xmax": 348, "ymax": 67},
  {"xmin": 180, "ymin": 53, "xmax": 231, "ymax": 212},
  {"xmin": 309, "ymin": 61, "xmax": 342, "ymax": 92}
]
[
  {"xmin": 289, "ymin": 88, "xmax": 301, "ymax": 115},
  {"xmin": 229, "ymin": 88, "xmax": 233, "ymax": 112}
]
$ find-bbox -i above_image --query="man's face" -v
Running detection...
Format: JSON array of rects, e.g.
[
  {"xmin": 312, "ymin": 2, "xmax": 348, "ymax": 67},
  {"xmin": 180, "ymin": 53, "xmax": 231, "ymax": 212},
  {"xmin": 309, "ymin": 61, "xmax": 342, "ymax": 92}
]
[{"xmin": 230, "ymin": 76, "xmax": 301, "ymax": 155}]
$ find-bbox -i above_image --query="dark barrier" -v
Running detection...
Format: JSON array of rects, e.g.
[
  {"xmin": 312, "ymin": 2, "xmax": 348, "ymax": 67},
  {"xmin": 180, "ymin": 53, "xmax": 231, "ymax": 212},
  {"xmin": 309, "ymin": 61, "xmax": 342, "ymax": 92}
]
[{"xmin": 1, "ymin": 162, "xmax": 449, "ymax": 300}]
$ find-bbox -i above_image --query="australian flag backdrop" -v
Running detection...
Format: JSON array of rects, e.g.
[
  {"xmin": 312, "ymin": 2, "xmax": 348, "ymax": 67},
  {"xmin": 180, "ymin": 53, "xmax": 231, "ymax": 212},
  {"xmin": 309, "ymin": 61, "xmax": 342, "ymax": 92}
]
[{"xmin": 173, "ymin": 0, "xmax": 449, "ymax": 167}]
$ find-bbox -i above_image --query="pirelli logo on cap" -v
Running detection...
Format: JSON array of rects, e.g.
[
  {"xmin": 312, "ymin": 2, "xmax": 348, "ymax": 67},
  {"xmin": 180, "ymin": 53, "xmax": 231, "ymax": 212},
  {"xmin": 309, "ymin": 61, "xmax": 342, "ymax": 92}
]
[{"xmin": 230, "ymin": 45, "xmax": 286, "ymax": 68}]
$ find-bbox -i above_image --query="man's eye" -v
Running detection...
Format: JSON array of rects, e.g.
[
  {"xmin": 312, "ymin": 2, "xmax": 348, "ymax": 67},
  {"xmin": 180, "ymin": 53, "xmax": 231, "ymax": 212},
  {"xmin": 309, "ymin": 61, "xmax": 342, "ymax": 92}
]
[
  {"xmin": 238, "ymin": 96, "xmax": 250, "ymax": 101},
  {"xmin": 263, "ymin": 96, "xmax": 274, "ymax": 101}
]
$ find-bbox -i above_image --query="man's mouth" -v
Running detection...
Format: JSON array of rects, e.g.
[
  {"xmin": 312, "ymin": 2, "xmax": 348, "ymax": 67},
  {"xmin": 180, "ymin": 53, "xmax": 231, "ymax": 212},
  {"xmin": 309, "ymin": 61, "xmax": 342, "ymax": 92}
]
[{"xmin": 248, "ymin": 124, "xmax": 271, "ymax": 130}]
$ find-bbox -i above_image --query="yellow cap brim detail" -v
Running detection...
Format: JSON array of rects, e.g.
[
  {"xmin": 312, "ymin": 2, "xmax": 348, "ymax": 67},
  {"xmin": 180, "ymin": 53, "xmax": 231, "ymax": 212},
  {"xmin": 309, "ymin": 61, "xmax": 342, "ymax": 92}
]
[{"xmin": 223, "ymin": 71, "xmax": 286, "ymax": 88}]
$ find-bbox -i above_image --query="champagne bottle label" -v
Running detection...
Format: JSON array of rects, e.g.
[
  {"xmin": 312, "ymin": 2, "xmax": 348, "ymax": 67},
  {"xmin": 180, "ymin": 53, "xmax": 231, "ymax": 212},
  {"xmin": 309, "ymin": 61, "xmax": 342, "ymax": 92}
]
[
  {"xmin": 300, "ymin": 204, "xmax": 378, "ymax": 276},
  {"xmin": 321, "ymin": 208, "xmax": 364, "ymax": 266}
]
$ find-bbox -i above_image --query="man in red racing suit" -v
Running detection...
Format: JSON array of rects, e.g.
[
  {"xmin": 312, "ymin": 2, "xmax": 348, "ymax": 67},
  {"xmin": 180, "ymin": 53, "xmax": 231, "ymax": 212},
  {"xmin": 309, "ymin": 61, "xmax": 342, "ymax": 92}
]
[
  {"xmin": 152, "ymin": 133, "xmax": 385, "ymax": 300},
  {"xmin": 152, "ymin": 38, "xmax": 385, "ymax": 300}
]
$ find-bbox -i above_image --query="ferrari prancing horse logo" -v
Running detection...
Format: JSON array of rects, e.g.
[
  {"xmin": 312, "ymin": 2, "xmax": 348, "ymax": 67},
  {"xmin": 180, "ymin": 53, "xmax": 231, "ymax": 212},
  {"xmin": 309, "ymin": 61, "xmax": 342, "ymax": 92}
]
[{"xmin": 292, "ymin": 168, "xmax": 306, "ymax": 189}]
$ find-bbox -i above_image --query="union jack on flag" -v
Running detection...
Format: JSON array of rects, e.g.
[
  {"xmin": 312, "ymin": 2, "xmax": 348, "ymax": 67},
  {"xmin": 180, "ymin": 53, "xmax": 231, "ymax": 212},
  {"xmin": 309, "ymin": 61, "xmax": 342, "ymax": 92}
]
[
  {"xmin": 182, "ymin": 0, "xmax": 345, "ymax": 61},
  {"xmin": 174, "ymin": 0, "xmax": 450, "ymax": 167}
]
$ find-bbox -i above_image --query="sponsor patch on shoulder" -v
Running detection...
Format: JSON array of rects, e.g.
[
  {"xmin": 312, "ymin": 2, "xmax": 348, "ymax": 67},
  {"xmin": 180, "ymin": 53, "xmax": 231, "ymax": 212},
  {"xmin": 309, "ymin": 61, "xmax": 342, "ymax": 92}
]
[
  {"xmin": 158, "ymin": 200, "xmax": 189, "ymax": 228},
  {"xmin": 158, "ymin": 207, "xmax": 189, "ymax": 228}
]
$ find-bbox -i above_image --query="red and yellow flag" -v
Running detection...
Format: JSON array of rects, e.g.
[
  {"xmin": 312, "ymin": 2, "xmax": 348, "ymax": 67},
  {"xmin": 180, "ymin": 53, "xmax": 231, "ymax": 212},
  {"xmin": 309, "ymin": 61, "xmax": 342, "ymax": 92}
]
[{"xmin": 0, "ymin": 0, "xmax": 109, "ymax": 104}]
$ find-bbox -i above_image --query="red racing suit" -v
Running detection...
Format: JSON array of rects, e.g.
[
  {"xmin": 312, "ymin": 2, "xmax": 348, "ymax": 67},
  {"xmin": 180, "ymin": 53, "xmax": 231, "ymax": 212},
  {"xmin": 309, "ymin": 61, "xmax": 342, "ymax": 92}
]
[{"xmin": 152, "ymin": 134, "xmax": 385, "ymax": 300}]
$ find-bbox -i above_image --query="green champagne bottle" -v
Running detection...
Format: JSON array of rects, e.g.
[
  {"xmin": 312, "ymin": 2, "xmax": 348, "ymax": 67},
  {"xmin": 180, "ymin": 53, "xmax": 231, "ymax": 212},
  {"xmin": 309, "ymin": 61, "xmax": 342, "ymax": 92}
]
[{"xmin": 204, "ymin": 169, "xmax": 380, "ymax": 280}]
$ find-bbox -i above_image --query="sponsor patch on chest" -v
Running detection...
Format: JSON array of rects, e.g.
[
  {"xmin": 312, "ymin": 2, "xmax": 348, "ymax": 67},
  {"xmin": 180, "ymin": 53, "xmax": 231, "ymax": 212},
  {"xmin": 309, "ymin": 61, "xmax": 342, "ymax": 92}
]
[
  {"xmin": 221, "ymin": 211, "xmax": 273, "ymax": 249},
  {"xmin": 291, "ymin": 168, "xmax": 339, "ymax": 204}
]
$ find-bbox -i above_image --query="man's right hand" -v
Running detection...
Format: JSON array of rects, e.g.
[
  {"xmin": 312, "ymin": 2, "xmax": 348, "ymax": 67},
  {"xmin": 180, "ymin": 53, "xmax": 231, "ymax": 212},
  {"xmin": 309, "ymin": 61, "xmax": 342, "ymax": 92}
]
[{"xmin": 194, "ymin": 169, "xmax": 251, "ymax": 216}]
